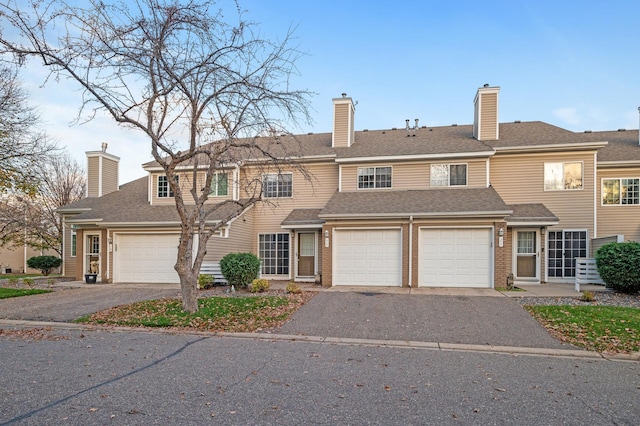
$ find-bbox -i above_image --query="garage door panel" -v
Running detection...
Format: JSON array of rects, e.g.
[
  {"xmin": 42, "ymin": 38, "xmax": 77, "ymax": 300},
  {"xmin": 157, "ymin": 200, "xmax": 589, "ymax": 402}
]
[
  {"xmin": 419, "ymin": 228, "xmax": 491, "ymax": 288},
  {"xmin": 116, "ymin": 234, "xmax": 180, "ymax": 283},
  {"xmin": 334, "ymin": 229, "xmax": 401, "ymax": 286}
]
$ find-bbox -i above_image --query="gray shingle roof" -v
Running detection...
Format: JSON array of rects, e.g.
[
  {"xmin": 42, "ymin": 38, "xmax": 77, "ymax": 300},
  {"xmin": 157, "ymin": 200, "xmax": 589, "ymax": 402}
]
[
  {"xmin": 583, "ymin": 129, "xmax": 640, "ymax": 163},
  {"xmin": 63, "ymin": 177, "xmax": 248, "ymax": 225},
  {"xmin": 281, "ymin": 209, "xmax": 324, "ymax": 226},
  {"xmin": 506, "ymin": 204, "xmax": 558, "ymax": 223},
  {"xmin": 319, "ymin": 187, "xmax": 511, "ymax": 218}
]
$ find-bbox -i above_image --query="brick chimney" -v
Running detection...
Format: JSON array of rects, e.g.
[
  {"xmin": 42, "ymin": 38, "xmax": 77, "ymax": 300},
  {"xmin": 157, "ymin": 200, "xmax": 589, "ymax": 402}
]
[
  {"xmin": 86, "ymin": 142, "xmax": 119, "ymax": 197},
  {"xmin": 473, "ymin": 84, "xmax": 500, "ymax": 141},
  {"xmin": 332, "ymin": 93, "xmax": 355, "ymax": 148}
]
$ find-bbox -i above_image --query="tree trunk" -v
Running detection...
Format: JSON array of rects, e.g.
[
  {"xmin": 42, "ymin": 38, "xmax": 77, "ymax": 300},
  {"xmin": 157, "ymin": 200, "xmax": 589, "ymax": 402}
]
[{"xmin": 179, "ymin": 272, "xmax": 199, "ymax": 313}]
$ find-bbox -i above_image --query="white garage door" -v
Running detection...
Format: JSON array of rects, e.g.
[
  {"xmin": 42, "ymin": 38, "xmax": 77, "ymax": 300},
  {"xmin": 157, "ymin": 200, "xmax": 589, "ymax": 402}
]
[
  {"xmin": 334, "ymin": 229, "xmax": 402, "ymax": 286},
  {"xmin": 419, "ymin": 228, "xmax": 492, "ymax": 288},
  {"xmin": 115, "ymin": 234, "xmax": 180, "ymax": 283}
]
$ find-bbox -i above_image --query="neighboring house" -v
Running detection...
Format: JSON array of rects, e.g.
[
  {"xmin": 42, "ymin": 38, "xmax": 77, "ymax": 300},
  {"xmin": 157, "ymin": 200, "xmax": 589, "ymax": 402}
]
[
  {"xmin": 0, "ymin": 245, "xmax": 53, "ymax": 275},
  {"xmin": 57, "ymin": 85, "xmax": 640, "ymax": 288}
]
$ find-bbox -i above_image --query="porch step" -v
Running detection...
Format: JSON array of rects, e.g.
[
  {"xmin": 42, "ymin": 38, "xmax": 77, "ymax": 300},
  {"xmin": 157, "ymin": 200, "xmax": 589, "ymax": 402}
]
[{"xmin": 199, "ymin": 262, "xmax": 228, "ymax": 286}]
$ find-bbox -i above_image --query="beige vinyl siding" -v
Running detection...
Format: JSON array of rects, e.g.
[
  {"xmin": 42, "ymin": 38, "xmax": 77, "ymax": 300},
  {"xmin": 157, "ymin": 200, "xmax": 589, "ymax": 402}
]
[
  {"xmin": 150, "ymin": 170, "xmax": 234, "ymax": 205},
  {"xmin": 63, "ymin": 220, "xmax": 77, "ymax": 278},
  {"xmin": 87, "ymin": 156, "xmax": 100, "ymax": 197},
  {"xmin": 247, "ymin": 162, "xmax": 338, "ymax": 251},
  {"xmin": 490, "ymin": 151, "xmax": 596, "ymax": 235},
  {"xmin": 333, "ymin": 103, "xmax": 350, "ymax": 148},
  {"xmin": 102, "ymin": 157, "xmax": 119, "ymax": 195},
  {"xmin": 204, "ymin": 211, "xmax": 254, "ymax": 261},
  {"xmin": 596, "ymin": 167, "xmax": 640, "ymax": 242},
  {"xmin": 479, "ymin": 92, "xmax": 498, "ymax": 140},
  {"xmin": 340, "ymin": 159, "xmax": 487, "ymax": 192}
]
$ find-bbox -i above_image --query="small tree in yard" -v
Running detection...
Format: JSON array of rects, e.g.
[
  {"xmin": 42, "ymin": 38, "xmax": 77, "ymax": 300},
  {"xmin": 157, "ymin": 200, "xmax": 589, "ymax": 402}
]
[
  {"xmin": 220, "ymin": 252, "xmax": 260, "ymax": 288},
  {"xmin": 0, "ymin": 0, "xmax": 312, "ymax": 312},
  {"xmin": 595, "ymin": 241, "xmax": 640, "ymax": 294},
  {"xmin": 26, "ymin": 255, "xmax": 62, "ymax": 276}
]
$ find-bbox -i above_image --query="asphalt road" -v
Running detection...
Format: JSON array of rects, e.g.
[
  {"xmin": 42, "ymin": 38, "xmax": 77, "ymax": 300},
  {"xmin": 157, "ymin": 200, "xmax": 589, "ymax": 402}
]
[{"xmin": 1, "ymin": 328, "xmax": 638, "ymax": 425}]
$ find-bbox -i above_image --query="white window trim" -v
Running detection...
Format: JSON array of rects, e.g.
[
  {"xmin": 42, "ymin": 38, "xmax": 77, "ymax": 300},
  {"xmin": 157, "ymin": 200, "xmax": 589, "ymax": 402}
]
[
  {"xmin": 157, "ymin": 175, "xmax": 178, "ymax": 198},
  {"xmin": 357, "ymin": 165, "xmax": 393, "ymax": 190},
  {"xmin": 262, "ymin": 173, "xmax": 293, "ymax": 198},
  {"xmin": 430, "ymin": 163, "xmax": 468, "ymax": 187},
  {"xmin": 601, "ymin": 177, "xmax": 640, "ymax": 206},
  {"xmin": 210, "ymin": 172, "xmax": 229, "ymax": 197},
  {"xmin": 543, "ymin": 161, "xmax": 584, "ymax": 191},
  {"xmin": 70, "ymin": 226, "xmax": 77, "ymax": 258},
  {"xmin": 258, "ymin": 232, "xmax": 291, "ymax": 276}
]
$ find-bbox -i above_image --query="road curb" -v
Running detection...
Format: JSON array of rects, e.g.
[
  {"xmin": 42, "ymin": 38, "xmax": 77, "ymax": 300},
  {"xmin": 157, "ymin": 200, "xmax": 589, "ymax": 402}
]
[{"xmin": 2, "ymin": 319, "xmax": 638, "ymax": 362}]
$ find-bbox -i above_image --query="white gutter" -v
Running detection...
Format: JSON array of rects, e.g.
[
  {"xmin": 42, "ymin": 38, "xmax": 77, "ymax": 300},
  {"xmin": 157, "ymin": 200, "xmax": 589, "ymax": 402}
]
[
  {"xmin": 597, "ymin": 160, "xmax": 640, "ymax": 168},
  {"xmin": 335, "ymin": 151, "xmax": 496, "ymax": 164},
  {"xmin": 319, "ymin": 210, "xmax": 514, "ymax": 220},
  {"xmin": 493, "ymin": 141, "xmax": 607, "ymax": 153}
]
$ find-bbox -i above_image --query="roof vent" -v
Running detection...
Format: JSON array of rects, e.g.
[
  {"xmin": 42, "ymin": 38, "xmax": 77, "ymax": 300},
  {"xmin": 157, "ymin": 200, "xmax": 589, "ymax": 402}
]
[
  {"xmin": 363, "ymin": 129, "xmax": 368, "ymax": 132},
  {"xmin": 392, "ymin": 127, "xmax": 397, "ymax": 130},
  {"xmin": 514, "ymin": 120, "xmax": 521, "ymax": 123},
  {"xmin": 584, "ymin": 130, "xmax": 592, "ymax": 133},
  {"xmin": 421, "ymin": 126, "xmax": 427, "ymax": 129},
  {"xmin": 451, "ymin": 124, "xmax": 458, "ymax": 127},
  {"xmin": 405, "ymin": 119, "xmax": 410, "ymax": 131},
  {"xmin": 414, "ymin": 118, "xmax": 419, "ymax": 130},
  {"xmin": 307, "ymin": 132, "xmax": 314, "ymax": 135},
  {"xmin": 618, "ymin": 128, "xmax": 626, "ymax": 131}
]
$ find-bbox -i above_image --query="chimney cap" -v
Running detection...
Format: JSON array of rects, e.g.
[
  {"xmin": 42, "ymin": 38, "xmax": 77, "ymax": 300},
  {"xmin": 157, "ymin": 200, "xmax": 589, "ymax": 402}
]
[
  {"xmin": 101, "ymin": 142, "xmax": 108, "ymax": 152},
  {"xmin": 483, "ymin": 83, "xmax": 489, "ymax": 88},
  {"xmin": 341, "ymin": 92, "xmax": 347, "ymax": 98}
]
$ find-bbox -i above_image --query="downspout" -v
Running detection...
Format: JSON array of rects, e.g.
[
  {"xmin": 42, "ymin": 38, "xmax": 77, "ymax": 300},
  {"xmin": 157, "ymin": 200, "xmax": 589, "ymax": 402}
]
[
  {"xmin": 408, "ymin": 215, "xmax": 413, "ymax": 288},
  {"xmin": 593, "ymin": 152, "xmax": 597, "ymax": 239},
  {"xmin": 106, "ymin": 229, "xmax": 110, "ymax": 281}
]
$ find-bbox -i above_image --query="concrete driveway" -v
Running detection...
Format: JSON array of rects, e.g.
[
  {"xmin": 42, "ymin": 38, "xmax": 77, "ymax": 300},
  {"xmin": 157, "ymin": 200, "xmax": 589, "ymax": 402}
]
[
  {"xmin": 0, "ymin": 283, "xmax": 570, "ymax": 350},
  {"xmin": 275, "ymin": 291, "xmax": 570, "ymax": 349},
  {"xmin": 0, "ymin": 284, "xmax": 180, "ymax": 322}
]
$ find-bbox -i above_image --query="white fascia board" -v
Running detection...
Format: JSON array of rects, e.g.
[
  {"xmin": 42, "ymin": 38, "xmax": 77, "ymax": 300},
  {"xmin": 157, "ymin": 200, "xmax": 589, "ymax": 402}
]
[
  {"xmin": 100, "ymin": 220, "xmax": 222, "ymax": 227},
  {"xmin": 55, "ymin": 207, "xmax": 92, "ymax": 214},
  {"xmin": 597, "ymin": 160, "xmax": 640, "ymax": 168},
  {"xmin": 319, "ymin": 210, "xmax": 513, "ymax": 220},
  {"xmin": 281, "ymin": 223, "xmax": 323, "ymax": 230},
  {"xmin": 493, "ymin": 142, "xmax": 607, "ymax": 153},
  {"xmin": 335, "ymin": 151, "xmax": 495, "ymax": 164},
  {"xmin": 243, "ymin": 154, "xmax": 337, "ymax": 164},
  {"xmin": 506, "ymin": 220, "xmax": 559, "ymax": 226}
]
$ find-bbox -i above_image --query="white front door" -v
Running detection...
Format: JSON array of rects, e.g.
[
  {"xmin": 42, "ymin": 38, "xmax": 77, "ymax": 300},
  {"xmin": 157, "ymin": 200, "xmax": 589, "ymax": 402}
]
[
  {"xmin": 514, "ymin": 230, "xmax": 539, "ymax": 283},
  {"xmin": 296, "ymin": 232, "xmax": 316, "ymax": 278},
  {"xmin": 85, "ymin": 233, "xmax": 101, "ymax": 280}
]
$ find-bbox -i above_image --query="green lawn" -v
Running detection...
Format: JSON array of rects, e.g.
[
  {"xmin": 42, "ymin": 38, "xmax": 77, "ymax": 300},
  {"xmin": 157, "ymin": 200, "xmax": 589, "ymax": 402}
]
[
  {"xmin": 526, "ymin": 305, "xmax": 640, "ymax": 353},
  {"xmin": 75, "ymin": 293, "xmax": 314, "ymax": 332},
  {"xmin": 0, "ymin": 287, "xmax": 53, "ymax": 299}
]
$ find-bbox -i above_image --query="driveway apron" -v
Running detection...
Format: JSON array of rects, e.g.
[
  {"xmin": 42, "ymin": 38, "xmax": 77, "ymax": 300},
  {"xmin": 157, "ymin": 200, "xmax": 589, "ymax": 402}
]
[
  {"xmin": 0, "ymin": 286, "xmax": 179, "ymax": 322},
  {"xmin": 275, "ymin": 292, "xmax": 569, "ymax": 349}
]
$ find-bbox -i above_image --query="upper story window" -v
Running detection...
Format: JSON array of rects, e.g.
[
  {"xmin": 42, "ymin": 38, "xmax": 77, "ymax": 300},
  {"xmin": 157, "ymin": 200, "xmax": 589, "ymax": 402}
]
[
  {"xmin": 544, "ymin": 162, "xmax": 583, "ymax": 191},
  {"xmin": 263, "ymin": 173, "xmax": 292, "ymax": 198},
  {"xmin": 211, "ymin": 172, "xmax": 228, "ymax": 197},
  {"xmin": 602, "ymin": 178, "xmax": 639, "ymax": 205},
  {"xmin": 430, "ymin": 164, "xmax": 467, "ymax": 187},
  {"xmin": 358, "ymin": 166, "xmax": 392, "ymax": 189},
  {"xmin": 158, "ymin": 175, "xmax": 178, "ymax": 198}
]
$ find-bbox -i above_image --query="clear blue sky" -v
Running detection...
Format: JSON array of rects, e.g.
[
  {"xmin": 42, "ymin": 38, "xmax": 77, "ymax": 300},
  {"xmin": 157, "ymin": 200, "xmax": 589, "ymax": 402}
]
[{"xmin": 19, "ymin": 0, "xmax": 640, "ymax": 183}]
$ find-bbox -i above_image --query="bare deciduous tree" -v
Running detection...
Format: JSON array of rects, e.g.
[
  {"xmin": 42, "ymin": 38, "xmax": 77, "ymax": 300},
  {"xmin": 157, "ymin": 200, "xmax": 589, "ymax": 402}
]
[
  {"xmin": 0, "ymin": 153, "xmax": 85, "ymax": 256},
  {"xmin": 0, "ymin": 0, "xmax": 312, "ymax": 312},
  {"xmin": 0, "ymin": 65, "xmax": 56, "ymax": 194}
]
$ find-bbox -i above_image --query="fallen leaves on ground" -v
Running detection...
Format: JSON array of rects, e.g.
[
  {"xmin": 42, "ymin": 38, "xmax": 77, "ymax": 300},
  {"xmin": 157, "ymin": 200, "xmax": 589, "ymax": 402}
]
[{"xmin": 0, "ymin": 327, "xmax": 70, "ymax": 341}]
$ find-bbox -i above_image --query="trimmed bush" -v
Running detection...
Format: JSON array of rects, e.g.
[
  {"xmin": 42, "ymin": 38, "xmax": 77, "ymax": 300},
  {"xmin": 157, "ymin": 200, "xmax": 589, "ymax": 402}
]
[
  {"xmin": 286, "ymin": 282, "xmax": 301, "ymax": 294},
  {"xmin": 595, "ymin": 242, "xmax": 640, "ymax": 293},
  {"xmin": 250, "ymin": 278, "xmax": 270, "ymax": 293},
  {"xmin": 197, "ymin": 274, "xmax": 215, "ymax": 289},
  {"xmin": 26, "ymin": 256, "xmax": 62, "ymax": 276},
  {"xmin": 220, "ymin": 252, "xmax": 260, "ymax": 289}
]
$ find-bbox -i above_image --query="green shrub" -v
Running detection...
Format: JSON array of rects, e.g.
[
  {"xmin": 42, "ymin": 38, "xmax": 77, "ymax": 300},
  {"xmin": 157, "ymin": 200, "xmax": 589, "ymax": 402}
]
[
  {"xmin": 197, "ymin": 274, "xmax": 215, "ymax": 289},
  {"xmin": 286, "ymin": 282, "xmax": 301, "ymax": 294},
  {"xmin": 580, "ymin": 290, "xmax": 595, "ymax": 302},
  {"xmin": 250, "ymin": 278, "xmax": 270, "ymax": 293},
  {"xmin": 26, "ymin": 256, "xmax": 62, "ymax": 276},
  {"xmin": 22, "ymin": 277, "xmax": 35, "ymax": 286},
  {"xmin": 220, "ymin": 253, "xmax": 260, "ymax": 289},
  {"xmin": 595, "ymin": 242, "xmax": 640, "ymax": 293}
]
